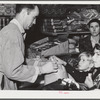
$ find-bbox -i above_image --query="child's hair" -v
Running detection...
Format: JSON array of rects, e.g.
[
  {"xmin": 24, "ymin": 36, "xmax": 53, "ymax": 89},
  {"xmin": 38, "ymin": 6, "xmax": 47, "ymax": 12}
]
[
  {"xmin": 77, "ymin": 52, "xmax": 94, "ymax": 71},
  {"xmin": 78, "ymin": 52, "xmax": 93, "ymax": 63},
  {"xmin": 94, "ymin": 43, "xmax": 100, "ymax": 50}
]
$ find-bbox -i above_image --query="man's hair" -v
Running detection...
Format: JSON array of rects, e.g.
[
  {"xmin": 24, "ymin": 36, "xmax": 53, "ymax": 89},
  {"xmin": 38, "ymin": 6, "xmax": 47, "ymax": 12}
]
[
  {"xmin": 16, "ymin": 4, "xmax": 36, "ymax": 14},
  {"xmin": 87, "ymin": 18, "xmax": 100, "ymax": 28}
]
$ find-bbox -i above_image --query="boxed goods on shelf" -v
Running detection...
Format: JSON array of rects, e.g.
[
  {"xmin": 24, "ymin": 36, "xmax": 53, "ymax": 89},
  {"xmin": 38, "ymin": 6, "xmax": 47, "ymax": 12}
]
[{"xmin": 27, "ymin": 37, "xmax": 79, "ymax": 58}]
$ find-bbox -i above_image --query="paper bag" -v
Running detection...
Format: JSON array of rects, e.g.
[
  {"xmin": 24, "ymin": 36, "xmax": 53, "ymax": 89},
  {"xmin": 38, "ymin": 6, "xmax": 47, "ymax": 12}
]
[{"xmin": 44, "ymin": 65, "xmax": 68, "ymax": 85}]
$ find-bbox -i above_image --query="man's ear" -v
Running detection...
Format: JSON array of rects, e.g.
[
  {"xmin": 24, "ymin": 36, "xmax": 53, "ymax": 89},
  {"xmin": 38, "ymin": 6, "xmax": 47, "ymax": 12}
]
[
  {"xmin": 21, "ymin": 9, "xmax": 27, "ymax": 16},
  {"xmin": 26, "ymin": 9, "xmax": 31, "ymax": 15}
]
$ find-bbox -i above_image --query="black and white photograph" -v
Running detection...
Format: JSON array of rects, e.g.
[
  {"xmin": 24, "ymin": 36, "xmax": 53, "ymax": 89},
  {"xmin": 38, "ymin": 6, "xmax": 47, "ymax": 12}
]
[{"xmin": 0, "ymin": 0, "xmax": 100, "ymax": 99}]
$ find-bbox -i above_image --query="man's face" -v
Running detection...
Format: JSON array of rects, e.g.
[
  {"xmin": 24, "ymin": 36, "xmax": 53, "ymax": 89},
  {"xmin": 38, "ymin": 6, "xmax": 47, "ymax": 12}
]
[
  {"xmin": 24, "ymin": 6, "xmax": 39, "ymax": 30},
  {"xmin": 89, "ymin": 22, "xmax": 100, "ymax": 37},
  {"xmin": 93, "ymin": 49, "xmax": 100, "ymax": 68},
  {"xmin": 78, "ymin": 55, "xmax": 93, "ymax": 71}
]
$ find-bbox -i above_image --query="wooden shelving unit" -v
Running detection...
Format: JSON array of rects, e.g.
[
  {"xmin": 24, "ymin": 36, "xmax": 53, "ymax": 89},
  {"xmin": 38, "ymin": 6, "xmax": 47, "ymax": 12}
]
[{"xmin": 0, "ymin": 4, "xmax": 15, "ymax": 30}]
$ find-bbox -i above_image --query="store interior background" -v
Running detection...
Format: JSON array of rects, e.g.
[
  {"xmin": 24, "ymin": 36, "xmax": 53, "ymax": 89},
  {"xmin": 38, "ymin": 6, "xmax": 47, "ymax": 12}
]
[
  {"xmin": 1, "ymin": 4, "xmax": 100, "ymax": 47},
  {"xmin": 1, "ymin": 3, "xmax": 100, "ymax": 90},
  {"xmin": 25, "ymin": 4, "xmax": 100, "ymax": 46}
]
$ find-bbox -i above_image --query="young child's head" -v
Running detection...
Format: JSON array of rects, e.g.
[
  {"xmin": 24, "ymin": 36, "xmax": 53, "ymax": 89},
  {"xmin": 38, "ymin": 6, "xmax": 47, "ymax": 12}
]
[
  {"xmin": 77, "ymin": 52, "xmax": 94, "ymax": 72},
  {"xmin": 93, "ymin": 44, "xmax": 100, "ymax": 68}
]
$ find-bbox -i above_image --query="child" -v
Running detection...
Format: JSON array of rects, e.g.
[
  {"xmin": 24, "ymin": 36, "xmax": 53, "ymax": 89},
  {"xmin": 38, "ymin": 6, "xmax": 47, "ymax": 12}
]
[
  {"xmin": 77, "ymin": 52, "xmax": 94, "ymax": 72},
  {"xmin": 85, "ymin": 44, "xmax": 100, "ymax": 90},
  {"xmin": 65, "ymin": 52, "xmax": 94, "ymax": 83},
  {"xmin": 43, "ymin": 53, "xmax": 94, "ymax": 90}
]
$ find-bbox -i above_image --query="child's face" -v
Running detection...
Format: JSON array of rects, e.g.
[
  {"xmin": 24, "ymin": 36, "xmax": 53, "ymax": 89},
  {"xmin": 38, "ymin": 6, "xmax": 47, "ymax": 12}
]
[
  {"xmin": 78, "ymin": 55, "xmax": 93, "ymax": 71},
  {"xmin": 93, "ymin": 49, "xmax": 100, "ymax": 68}
]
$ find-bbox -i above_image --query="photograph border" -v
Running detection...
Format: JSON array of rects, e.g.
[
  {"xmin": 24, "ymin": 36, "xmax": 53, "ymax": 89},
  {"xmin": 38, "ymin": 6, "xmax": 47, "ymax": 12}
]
[{"xmin": 0, "ymin": 0, "xmax": 100, "ymax": 99}]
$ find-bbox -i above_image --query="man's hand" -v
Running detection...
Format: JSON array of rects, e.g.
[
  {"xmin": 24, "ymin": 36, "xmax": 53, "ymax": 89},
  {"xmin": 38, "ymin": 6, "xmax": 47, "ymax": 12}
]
[
  {"xmin": 57, "ymin": 65, "xmax": 68, "ymax": 79},
  {"xmin": 85, "ymin": 73, "xmax": 94, "ymax": 88},
  {"xmin": 39, "ymin": 61, "xmax": 58, "ymax": 74},
  {"xmin": 49, "ymin": 56, "xmax": 67, "ymax": 66}
]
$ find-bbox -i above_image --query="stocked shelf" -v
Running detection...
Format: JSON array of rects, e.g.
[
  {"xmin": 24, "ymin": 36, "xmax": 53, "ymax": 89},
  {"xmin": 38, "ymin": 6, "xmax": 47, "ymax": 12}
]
[
  {"xmin": 42, "ymin": 31, "xmax": 90, "ymax": 36},
  {"xmin": 0, "ymin": 4, "xmax": 15, "ymax": 30}
]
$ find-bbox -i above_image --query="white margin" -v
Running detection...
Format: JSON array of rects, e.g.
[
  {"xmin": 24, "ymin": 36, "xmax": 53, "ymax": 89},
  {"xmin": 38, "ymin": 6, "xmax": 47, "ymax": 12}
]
[{"xmin": 0, "ymin": 0, "xmax": 100, "ymax": 99}]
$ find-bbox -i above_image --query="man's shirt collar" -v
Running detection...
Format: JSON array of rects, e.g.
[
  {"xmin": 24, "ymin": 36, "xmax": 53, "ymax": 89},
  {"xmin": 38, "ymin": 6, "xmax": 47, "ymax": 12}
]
[{"xmin": 10, "ymin": 18, "xmax": 25, "ymax": 34}]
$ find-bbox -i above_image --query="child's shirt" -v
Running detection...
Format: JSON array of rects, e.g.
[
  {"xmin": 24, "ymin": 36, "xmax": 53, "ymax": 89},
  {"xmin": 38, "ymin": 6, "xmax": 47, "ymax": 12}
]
[
  {"xmin": 91, "ymin": 68, "xmax": 100, "ymax": 89},
  {"xmin": 65, "ymin": 64, "xmax": 91, "ymax": 83}
]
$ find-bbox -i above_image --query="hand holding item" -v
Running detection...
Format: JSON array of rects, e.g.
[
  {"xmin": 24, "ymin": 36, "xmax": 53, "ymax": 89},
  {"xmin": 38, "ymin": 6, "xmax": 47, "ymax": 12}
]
[
  {"xmin": 57, "ymin": 65, "xmax": 68, "ymax": 79},
  {"xmin": 39, "ymin": 56, "xmax": 66, "ymax": 75},
  {"xmin": 39, "ymin": 61, "xmax": 58, "ymax": 74},
  {"xmin": 85, "ymin": 73, "xmax": 94, "ymax": 88},
  {"xmin": 43, "ymin": 56, "xmax": 68, "ymax": 85},
  {"xmin": 44, "ymin": 61, "xmax": 68, "ymax": 85},
  {"xmin": 27, "ymin": 55, "xmax": 58, "ymax": 75},
  {"xmin": 49, "ymin": 56, "xmax": 67, "ymax": 66}
]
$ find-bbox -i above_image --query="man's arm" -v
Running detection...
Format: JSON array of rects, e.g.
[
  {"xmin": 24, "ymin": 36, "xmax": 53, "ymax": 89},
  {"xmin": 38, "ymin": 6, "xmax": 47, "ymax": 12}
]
[{"xmin": 2, "ymin": 39, "xmax": 40, "ymax": 83}]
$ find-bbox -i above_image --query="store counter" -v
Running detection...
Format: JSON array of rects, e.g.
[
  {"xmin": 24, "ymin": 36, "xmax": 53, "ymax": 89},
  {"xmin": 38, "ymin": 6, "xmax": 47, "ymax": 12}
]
[{"xmin": 18, "ymin": 53, "xmax": 79, "ymax": 90}]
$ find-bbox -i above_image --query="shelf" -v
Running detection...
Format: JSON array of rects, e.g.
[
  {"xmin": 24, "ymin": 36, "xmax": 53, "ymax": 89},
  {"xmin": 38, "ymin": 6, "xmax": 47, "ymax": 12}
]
[
  {"xmin": 69, "ymin": 31, "xmax": 90, "ymax": 35},
  {"xmin": 43, "ymin": 31, "xmax": 90, "ymax": 36}
]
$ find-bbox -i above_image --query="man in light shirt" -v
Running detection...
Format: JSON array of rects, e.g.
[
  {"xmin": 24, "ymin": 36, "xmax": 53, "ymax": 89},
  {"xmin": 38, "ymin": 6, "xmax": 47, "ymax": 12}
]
[{"xmin": 0, "ymin": 4, "xmax": 58, "ymax": 90}]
